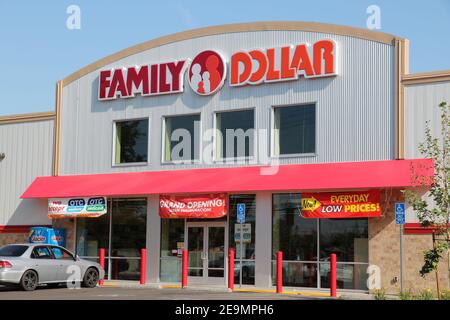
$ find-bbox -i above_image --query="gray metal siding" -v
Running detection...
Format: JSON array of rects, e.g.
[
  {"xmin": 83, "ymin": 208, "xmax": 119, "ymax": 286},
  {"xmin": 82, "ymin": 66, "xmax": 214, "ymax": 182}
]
[
  {"xmin": 0, "ymin": 119, "xmax": 53, "ymax": 226},
  {"xmin": 405, "ymin": 81, "xmax": 450, "ymax": 159},
  {"xmin": 60, "ymin": 30, "xmax": 395, "ymax": 175}
]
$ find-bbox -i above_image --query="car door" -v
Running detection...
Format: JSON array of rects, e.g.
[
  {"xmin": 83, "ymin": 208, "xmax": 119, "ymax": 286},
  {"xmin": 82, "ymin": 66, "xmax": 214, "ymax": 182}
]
[
  {"xmin": 49, "ymin": 246, "xmax": 80, "ymax": 282},
  {"xmin": 30, "ymin": 246, "xmax": 58, "ymax": 283}
]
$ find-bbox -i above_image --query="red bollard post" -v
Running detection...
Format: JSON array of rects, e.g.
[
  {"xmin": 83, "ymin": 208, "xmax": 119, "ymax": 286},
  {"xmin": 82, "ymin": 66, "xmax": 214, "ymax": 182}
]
[
  {"xmin": 182, "ymin": 249, "xmax": 188, "ymax": 288},
  {"xmin": 276, "ymin": 251, "xmax": 283, "ymax": 294},
  {"xmin": 330, "ymin": 253, "xmax": 337, "ymax": 297},
  {"xmin": 228, "ymin": 248, "xmax": 235, "ymax": 290},
  {"xmin": 99, "ymin": 248, "xmax": 105, "ymax": 285},
  {"xmin": 140, "ymin": 248, "xmax": 146, "ymax": 285}
]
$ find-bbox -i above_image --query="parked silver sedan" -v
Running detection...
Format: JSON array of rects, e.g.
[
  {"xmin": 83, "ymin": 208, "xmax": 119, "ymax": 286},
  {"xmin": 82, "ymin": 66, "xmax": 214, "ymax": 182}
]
[{"xmin": 0, "ymin": 243, "xmax": 104, "ymax": 291}]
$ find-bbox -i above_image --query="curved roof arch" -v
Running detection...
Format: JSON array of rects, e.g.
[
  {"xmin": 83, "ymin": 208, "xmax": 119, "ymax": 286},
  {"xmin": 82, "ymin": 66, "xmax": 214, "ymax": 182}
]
[{"xmin": 62, "ymin": 20, "xmax": 400, "ymax": 86}]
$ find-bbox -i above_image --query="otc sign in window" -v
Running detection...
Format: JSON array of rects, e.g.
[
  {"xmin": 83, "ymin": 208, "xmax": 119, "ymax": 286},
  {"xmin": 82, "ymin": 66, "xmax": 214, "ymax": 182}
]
[
  {"xmin": 115, "ymin": 119, "xmax": 149, "ymax": 164},
  {"xmin": 273, "ymin": 104, "xmax": 316, "ymax": 155}
]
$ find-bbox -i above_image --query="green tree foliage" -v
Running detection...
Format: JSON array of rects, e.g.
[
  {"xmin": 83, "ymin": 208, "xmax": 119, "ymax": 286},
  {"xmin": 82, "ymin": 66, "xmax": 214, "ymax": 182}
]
[{"xmin": 403, "ymin": 102, "xmax": 450, "ymax": 297}]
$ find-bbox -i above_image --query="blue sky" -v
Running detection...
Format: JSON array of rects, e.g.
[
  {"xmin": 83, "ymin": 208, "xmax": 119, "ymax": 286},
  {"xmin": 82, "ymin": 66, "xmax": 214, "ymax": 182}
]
[{"xmin": 0, "ymin": 0, "xmax": 449, "ymax": 115}]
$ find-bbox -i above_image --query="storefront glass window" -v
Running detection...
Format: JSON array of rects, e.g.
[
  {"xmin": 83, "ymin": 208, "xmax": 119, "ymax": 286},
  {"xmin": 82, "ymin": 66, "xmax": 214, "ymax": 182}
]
[
  {"xmin": 216, "ymin": 110, "xmax": 254, "ymax": 159},
  {"xmin": 272, "ymin": 193, "xmax": 317, "ymax": 287},
  {"xmin": 164, "ymin": 114, "xmax": 200, "ymax": 162},
  {"xmin": 273, "ymin": 104, "xmax": 315, "ymax": 155},
  {"xmin": 111, "ymin": 199, "xmax": 147, "ymax": 257},
  {"xmin": 110, "ymin": 199, "xmax": 147, "ymax": 281},
  {"xmin": 75, "ymin": 211, "xmax": 110, "ymax": 258},
  {"xmin": 319, "ymin": 218, "xmax": 369, "ymax": 290},
  {"xmin": 319, "ymin": 219, "xmax": 368, "ymax": 262},
  {"xmin": 160, "ymin": 219, "xmax": 185, "ymax": 282},
  {"xmin": 115, "ymin": 119, "xmax": 148, "ymax": 164},
  {"xmin": 75, "ymin": 198, "xmax": 147, "ymax": 281},
  {"xmin": 229, "ymin": 194, "xmax": 256, "ymax": 285},
  {"xmin": 272, "ymin": 193, "xmax": 369, "ymax": 290}
]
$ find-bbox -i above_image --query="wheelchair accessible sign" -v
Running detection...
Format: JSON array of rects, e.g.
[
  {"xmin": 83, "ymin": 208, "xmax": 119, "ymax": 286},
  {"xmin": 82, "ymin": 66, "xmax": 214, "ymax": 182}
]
[
  {"xmin": 395, "ymin": 202, "xmax": 406, "ymax": 225},
  {"xmin": 237, "ymin": 203, "xmax": 246, "ymax": 224}
]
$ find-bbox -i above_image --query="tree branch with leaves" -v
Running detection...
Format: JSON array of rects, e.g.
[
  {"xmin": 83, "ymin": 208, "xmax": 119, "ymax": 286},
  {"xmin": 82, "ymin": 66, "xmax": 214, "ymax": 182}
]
[{"xmin": 403, "ymin": 101, "xmax": 450, "ymax": 298}]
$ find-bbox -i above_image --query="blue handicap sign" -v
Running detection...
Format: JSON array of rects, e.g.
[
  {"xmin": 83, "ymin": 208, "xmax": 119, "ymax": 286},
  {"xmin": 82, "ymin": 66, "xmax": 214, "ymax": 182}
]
[
  {"xmin": 395, "ymin": 202, "xmax": 406, "ymax": 225},
  {"xmin": 237, "ymin": 203, "xmax": 246, "ymax": 224}
]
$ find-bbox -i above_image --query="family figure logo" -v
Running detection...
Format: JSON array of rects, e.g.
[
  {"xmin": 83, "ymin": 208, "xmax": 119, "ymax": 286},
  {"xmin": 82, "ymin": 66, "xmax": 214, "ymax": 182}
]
[{"xmin": 188, "ymin": 50, "xmax": 226, "ymax": 95}]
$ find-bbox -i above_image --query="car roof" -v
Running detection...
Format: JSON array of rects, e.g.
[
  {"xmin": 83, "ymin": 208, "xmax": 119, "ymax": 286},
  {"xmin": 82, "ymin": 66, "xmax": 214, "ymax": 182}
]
[{"xmin": 3, "ymin": 243, "xmax": 63, "ymax": 248}]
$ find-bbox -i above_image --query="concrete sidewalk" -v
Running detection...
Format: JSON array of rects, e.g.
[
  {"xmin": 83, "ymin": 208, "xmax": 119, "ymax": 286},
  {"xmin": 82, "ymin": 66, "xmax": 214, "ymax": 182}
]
[{"xmin": 100, "ymin": 280, "xmax": 373, "ymax": 300}]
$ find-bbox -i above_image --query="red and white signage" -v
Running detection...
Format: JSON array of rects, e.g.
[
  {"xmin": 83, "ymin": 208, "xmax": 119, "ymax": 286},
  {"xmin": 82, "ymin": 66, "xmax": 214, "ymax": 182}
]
[
  {"xmin": 301, "ymin": 191, "xmax": 381, "ymax": 219},
  {"xmin": 159, "ymin": 194, "xmax": 228, "ymax": 219},
  {"xmin": 188, "ymin": 50, "xmax": 226, "ymax": 95},
  {"xmin": 98, "ymin": 39, "xmax": 337, "ymax": 100},
  {"xmin": 230, "ymin": 40, "xmax": 336, "ymax": 86},
  {"xmin": 99, "ymin": 60, "xmax": 188, "ymax": 100}
]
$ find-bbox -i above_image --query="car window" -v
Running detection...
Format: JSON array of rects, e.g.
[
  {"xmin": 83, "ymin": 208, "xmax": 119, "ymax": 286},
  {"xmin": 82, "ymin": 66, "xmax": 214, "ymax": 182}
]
[
  {"xmin": 0, "ymin": 245, "xmax": 28, "ymax": 257},
  {"xmin": 50, "ymin": 247, "xmax": 74, "ymax": 260},
  {"xmin": 31, "ymin": 247, "xmax": 53, "ymax": 259}
]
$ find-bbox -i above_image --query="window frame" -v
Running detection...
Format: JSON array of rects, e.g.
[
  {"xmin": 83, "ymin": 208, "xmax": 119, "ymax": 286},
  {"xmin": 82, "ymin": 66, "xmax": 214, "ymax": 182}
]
[
  {"xmin": 161, "ymin": 112, "xmax": 202, "ymax": 165},
  {"xmin": 111, "ymin": 116, "xmax": 151, "ymax": 167},
  {"xmin": 31, "ymin": 246, "xmax": 54, "ymax": 260},
  {"xmin": 49, "ymin": 246, "xmax": 75, "ymax": 261},
  {"xmin": 213, "ymin": 107, "xmax": 257, "ymax": 162},
  {"xmin": 270, "ymin": 102, "xmax": 318, "ymax": 159}
]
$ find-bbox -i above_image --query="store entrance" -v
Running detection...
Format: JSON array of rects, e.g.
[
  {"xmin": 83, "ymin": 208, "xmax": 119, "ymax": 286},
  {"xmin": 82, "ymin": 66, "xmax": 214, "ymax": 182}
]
[{"xmin": 185, "ymin": 222, "xmax": 228, "ymax": 285}]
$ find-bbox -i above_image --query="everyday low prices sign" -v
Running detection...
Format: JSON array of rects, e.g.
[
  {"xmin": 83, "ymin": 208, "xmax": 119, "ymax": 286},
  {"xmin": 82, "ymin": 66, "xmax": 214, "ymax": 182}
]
[
  {"xmin": 301, "ymin": 191, "xmax": 381, "ymax": 219},
  {"xmin": 159, "ymin": 194, "xmax": 228, "ymax": 219},
  {"xmin": 48, "ymin": 197, "xmax": 107, "ymax": 218}
]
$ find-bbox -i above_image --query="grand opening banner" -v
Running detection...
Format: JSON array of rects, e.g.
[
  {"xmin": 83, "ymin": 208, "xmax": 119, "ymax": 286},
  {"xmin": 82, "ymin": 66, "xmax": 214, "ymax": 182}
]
[
  {"xmin": 301, "ymin": 191, "xmax": 381, "ymax": 218},
  {"xmin": 159, "ymin": 194, "xmax": 228, "ymax": 219}
]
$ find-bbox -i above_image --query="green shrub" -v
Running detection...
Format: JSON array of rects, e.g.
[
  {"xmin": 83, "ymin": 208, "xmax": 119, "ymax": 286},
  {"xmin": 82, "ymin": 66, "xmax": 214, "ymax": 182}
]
[
  {"xmin": 373, "ymin": 289, "xmax": 386, "ymax": 300},
  {"xmin": 416, "ymin": 289, "xmax": 434, "ymax": 300},
  {"xmin": 440, "ymin": 290, "xmax": 450, "ymax": 300},
  {"xmin": 399, "ymin": 289, "xmax": 414, "ymax": 300}
]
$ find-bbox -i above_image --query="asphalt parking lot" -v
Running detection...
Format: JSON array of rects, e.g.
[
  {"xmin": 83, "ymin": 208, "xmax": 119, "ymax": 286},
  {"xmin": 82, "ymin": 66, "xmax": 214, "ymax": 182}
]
[{"xmin": 0, "ymin": 285, "xmax": 320, "ymax": 300}]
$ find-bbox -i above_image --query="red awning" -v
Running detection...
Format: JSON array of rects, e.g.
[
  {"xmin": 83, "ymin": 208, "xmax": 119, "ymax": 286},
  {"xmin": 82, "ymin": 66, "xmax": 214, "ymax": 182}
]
[{"xmin": 21, "ymin": 159, "xmax": 433, "ymax": 199}]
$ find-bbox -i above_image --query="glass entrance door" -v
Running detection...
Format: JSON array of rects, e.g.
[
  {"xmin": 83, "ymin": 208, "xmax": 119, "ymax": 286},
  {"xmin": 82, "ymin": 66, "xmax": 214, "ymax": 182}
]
[{"xmin": 186, "ymin": 222, "xmax": 227, "ymax": 285}]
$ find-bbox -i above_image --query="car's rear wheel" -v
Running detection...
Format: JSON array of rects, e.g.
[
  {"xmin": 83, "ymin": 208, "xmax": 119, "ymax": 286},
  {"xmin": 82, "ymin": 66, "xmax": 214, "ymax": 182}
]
[
  {"xmin": 20, "ymin": 270, "xmax": 38, "ymax": 291},
  {"xmin": 82, "ymin": 268, "xmax": 99, "ymax": 288}
]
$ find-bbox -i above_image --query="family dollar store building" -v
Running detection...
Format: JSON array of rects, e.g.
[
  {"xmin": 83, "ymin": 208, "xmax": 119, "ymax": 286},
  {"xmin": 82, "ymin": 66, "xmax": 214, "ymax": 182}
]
[{"xmin": 1, "ymin": 21, "xmax": 449, "ymax": 294}]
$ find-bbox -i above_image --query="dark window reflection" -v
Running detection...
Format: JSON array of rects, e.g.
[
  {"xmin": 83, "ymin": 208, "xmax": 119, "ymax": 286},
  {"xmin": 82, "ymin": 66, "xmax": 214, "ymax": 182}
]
[
  {"xmin": 115, "ymin": 119, "xmax": 148, "ymax": 163},
  {"xmin": 319, "ymin": 219, "xmax": 368, "ymax": 262},
  {"xmin": 160, "ymin": 219, "xmax": 184, "ymax": 282},
  {"xmin": 111, "ymin": 199, "xmax": 147, "ymax": 258},
  {"xmin": 217, "ymin": 110, "xmax": 254, "ymax": 158},
  {"xmin": 272, "ymin": 193, "xmax": 369, "ymax": 290},
  {"xmin": 165, "ymin": 114, "xmax": 200, "ymax": 161},
  {"xmin": 76, "ymin": 211, "xmax": 109, "ymax": 257},
  {"xmin": 272, "ymin": 194, "xmax": 317, "ymax": 261},
  {"xmin": 275, "ymin": 104, "xmax": 315, "ymax": 155}
]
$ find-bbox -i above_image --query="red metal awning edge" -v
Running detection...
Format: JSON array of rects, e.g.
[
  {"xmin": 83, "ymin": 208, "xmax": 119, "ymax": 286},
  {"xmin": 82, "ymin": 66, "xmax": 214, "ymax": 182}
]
[{"xmin": 21, "ymin": 159, "xmax": 434, "ymax": 199}]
